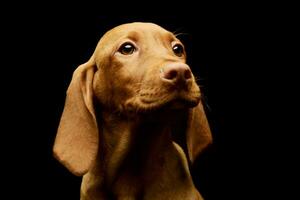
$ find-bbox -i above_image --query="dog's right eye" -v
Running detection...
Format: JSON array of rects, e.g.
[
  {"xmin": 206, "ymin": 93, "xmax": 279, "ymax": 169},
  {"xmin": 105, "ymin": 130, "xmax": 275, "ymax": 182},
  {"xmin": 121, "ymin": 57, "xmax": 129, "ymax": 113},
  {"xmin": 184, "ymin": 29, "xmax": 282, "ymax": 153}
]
[{"xmin": 118, "ymin": 42, "xmax": 136, "ymax": 55}]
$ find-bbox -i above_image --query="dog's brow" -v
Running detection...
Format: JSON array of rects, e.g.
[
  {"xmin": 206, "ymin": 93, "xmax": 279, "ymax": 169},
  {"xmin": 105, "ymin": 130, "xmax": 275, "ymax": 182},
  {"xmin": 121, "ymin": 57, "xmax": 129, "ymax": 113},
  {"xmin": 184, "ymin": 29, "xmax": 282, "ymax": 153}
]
[
  {"xmin": 124, "ymin": 31, "xmax": 140, "ymax": 41},
  {"xmin": 164, "ymin": 32, "xmax": 179, "ymax": 43},
  {"xmin": 167, "ymin": 32, "xmax": 176, "ymax": 39}
]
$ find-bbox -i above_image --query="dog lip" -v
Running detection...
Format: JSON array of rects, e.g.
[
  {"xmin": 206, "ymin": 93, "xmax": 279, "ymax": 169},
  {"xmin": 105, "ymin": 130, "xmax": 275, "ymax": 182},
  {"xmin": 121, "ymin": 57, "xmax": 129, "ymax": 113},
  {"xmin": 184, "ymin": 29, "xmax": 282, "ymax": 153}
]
[
  {"xmin": 125, "ymin": 90, "xmax": 200, "ymax": 114},
  {"xmin": 139, "ymin": 90, "xmax": 199, "ymax": 103},
  {"xmin": 169, "ymin": 95, "xmax": 201, "ymax": 108}
]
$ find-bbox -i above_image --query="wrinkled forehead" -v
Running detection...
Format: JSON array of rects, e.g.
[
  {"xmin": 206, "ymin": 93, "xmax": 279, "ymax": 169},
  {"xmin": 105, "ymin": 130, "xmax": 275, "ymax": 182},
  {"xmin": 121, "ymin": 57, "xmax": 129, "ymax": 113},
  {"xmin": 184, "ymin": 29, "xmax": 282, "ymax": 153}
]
[{"xmin": 98, "ymin": 22, "xmax": 176, "ymax": 45}]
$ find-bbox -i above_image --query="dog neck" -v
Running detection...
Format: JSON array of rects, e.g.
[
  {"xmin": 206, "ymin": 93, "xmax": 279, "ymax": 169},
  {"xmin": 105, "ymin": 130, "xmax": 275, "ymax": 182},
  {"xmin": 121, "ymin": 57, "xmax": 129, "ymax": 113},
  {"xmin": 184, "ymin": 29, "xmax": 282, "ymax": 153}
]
[{"xmin": 81, "ymin": 109, "xmax": 200, "ymax": 199}]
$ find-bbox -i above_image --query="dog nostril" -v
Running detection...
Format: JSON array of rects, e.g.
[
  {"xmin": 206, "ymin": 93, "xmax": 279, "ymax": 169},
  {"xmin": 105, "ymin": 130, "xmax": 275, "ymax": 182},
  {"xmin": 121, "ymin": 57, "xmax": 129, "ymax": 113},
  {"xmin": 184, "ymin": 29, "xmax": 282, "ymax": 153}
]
[
  {"xmin": 184, "ymin": 69, "xmax": 192, "ymax": 79},
  {"xmin": 165, "ymin": 70, "xmax": 178, "ymax": 80}
]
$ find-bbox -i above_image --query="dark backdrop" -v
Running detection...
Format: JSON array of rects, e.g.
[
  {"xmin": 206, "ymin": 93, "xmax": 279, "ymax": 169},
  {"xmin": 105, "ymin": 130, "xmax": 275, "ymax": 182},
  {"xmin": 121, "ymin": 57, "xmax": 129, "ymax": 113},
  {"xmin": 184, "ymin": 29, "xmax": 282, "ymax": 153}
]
[{"xmin": 2, "ymin": 3, "xmax": 285, "ymax": 200}]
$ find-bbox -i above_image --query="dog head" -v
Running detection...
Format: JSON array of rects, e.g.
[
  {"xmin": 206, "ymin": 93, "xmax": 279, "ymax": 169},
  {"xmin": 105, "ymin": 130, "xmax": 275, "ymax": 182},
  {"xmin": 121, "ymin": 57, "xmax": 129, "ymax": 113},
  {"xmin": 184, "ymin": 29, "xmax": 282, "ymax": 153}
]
[
  {"xmin": 92, "ymin": 23, "xmax": 200, "ymax": 113},
  {"xmin": 53, "ymin": 22, "xmax": 212, "ymax": 176}
]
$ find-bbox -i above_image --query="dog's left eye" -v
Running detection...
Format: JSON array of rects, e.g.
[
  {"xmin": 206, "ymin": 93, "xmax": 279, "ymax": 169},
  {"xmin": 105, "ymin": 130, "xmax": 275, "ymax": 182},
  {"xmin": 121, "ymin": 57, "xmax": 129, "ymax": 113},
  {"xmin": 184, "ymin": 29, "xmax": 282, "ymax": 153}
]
[
  {"xmin": 118, "ymin": 42, "xmax": 136, "ymax": 55},
  {"xmin": 172, "ymin": 44, "xmax": 184, "ymax": 57}
]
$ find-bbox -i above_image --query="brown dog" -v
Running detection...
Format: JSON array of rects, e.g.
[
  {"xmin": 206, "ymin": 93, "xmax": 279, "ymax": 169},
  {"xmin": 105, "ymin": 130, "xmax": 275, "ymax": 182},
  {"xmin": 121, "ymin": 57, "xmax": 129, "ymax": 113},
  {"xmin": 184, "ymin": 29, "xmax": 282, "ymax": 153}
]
[{"xmin": 53, "ymin": 22, "xmax": 212, "ymax": 200}]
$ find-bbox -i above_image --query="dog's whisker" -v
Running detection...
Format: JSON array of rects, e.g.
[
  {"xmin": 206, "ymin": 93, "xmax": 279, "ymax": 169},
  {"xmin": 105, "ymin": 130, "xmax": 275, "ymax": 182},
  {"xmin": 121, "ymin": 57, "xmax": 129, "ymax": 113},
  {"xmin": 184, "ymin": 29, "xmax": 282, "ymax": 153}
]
[
  {"xmin": 174, "ymin": 32, "xmax": 190, "ymax": 37},
  {"xmin": 194, "ymin": 76, "xmax": 206, "ymax": 82},
  {"xmin": 201, "ymin": 95, "xmax": 211, "ymax": 112},
  {"xmin": 172, "ymin": 27, "xmax": 190, "ymax": 37}
]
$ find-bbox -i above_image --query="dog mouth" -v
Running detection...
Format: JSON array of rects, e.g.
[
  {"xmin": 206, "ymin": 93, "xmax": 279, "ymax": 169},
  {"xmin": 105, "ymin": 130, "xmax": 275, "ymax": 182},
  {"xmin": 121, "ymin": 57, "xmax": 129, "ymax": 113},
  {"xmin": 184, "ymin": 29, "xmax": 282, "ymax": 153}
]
[{"xmin": 125, "ymin": 89, "xmax": 201, "ymax": 113}]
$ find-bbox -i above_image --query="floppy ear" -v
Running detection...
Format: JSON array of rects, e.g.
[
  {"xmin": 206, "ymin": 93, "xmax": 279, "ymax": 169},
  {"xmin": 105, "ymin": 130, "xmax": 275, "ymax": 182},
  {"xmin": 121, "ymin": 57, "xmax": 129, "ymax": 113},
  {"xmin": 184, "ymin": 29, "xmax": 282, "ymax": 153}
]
[
  {"xmin": 53, "ymin": 58, "xmax": 99, "ymax": 176},
  {"xmin": 186, "ymin": 101, "xmax": 213, "ymax": 163}
]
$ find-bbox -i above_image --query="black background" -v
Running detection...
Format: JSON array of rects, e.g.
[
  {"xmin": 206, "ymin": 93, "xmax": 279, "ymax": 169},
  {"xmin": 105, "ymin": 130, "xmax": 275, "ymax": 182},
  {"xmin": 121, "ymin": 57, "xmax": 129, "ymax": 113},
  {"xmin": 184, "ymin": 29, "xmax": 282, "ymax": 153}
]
[{"xmin": 2, "ymin": 2, "xmax": 289, "ymax": 200}]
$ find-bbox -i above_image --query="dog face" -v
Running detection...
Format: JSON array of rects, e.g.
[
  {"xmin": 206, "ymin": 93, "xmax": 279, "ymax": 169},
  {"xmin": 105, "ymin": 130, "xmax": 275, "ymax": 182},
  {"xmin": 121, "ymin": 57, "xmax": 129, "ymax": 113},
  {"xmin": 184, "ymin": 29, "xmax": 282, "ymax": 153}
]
[
  {"xmin": 92, "ymin": 22, "xmax": 201, "ymax": 114},
  {"xmin": 53, "ymin": 22, "xmax": 212, "ymax": 176}
]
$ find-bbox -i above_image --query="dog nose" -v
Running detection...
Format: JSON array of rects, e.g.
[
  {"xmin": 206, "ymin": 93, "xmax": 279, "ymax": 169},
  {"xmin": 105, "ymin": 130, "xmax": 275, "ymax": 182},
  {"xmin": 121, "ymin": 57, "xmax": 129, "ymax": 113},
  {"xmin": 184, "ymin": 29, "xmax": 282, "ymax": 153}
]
[{"xmin": 161, "ymin": 63, "xmax": 192, "ymax": 83}]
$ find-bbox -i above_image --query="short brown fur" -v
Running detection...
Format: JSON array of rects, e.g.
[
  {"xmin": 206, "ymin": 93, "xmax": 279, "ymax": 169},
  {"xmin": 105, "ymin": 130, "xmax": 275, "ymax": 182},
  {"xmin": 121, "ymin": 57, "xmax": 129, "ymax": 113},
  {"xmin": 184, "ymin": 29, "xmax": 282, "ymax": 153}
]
[{"xmin": 53, "ymin": 22, "xmax": 212, "ymax": 200}]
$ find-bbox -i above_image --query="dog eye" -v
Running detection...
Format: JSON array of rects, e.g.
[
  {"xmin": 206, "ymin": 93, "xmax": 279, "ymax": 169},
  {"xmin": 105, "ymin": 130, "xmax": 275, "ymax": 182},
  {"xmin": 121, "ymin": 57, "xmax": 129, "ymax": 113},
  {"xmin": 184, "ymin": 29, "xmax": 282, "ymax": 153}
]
[
  {"xmin": 118, "ymin": 42, "xmax": 136, "ymax": 55},
  {"xmin": 172, "ymin": 44, "xmax": 184, "ymax": 57}
]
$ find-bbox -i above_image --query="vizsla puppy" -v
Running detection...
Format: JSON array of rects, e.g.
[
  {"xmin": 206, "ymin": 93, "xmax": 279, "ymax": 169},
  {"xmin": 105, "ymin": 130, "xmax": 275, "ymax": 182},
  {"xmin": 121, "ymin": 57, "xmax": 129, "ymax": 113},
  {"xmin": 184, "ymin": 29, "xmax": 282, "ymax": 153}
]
[{"xmin": 53, "ymin": 22, "xmax": 212, "ymax": 200}]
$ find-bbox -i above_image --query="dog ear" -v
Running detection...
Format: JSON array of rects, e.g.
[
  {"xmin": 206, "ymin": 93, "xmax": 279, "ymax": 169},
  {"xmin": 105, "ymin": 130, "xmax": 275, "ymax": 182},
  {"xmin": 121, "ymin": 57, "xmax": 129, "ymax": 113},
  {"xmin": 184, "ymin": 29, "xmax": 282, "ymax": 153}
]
[
  {"xmin": 53, "ymin": 57, "xmax": 99, "ymax": 176},
  {"xmin": 186, "ymin": 101, "xmax": 212, "ymax": 163}
]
